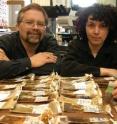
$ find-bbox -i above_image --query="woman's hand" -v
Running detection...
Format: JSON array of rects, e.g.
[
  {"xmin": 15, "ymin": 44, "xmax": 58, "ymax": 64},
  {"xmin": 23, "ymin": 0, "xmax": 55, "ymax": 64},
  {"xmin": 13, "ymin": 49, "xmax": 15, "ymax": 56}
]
[
  {"xmin": 112, "ymin": 80, "xmax": 117, "ymax": 99},
  {"xmin": 100, "ymin": 68, "xmax": 117, "ymax": 77}
]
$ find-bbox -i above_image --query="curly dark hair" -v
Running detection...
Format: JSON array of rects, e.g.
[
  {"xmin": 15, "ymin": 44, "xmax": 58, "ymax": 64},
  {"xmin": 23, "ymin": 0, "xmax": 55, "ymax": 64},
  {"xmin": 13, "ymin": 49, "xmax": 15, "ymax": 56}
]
[{"xmin": 76, "ymin": 4, "xmax": 117, "ymax": 42}]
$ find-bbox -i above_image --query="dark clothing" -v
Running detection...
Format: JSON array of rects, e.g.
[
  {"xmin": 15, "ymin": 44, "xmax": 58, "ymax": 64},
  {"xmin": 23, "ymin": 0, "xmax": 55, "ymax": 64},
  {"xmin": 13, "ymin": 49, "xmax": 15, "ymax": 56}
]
[
  {"xmin": 0, "ymin": 32, "xmax": 60, "ymax": 79},
  {"xmin": 61, "ymin": 37, "xmax": 117, "ymax": 77}
]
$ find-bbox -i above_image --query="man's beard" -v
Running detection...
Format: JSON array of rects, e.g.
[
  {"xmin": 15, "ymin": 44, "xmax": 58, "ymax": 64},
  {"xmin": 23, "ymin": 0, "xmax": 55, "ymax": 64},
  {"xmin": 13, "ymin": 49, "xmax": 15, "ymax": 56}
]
[{"xmin": 26, "ymin": 32, "xmax": 43, "ymax": 45}]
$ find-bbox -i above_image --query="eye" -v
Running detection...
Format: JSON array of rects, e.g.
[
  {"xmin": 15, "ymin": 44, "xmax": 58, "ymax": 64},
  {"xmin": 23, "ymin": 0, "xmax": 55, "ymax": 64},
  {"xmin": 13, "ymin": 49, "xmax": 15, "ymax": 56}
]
[
  {"xmin": 100, "ymin": 22, "xmax": 107, "ymax": 27},
  {"xmin": 37, "ymin": 22, "xmax": 45, "ymax": 26},
  {"xmin": 87, "ymin": 22, "xmax": 95, "ymax": 27},
  {"xmin": 25, "ymin": 21, "xmax": 33, "ymax": 25}
]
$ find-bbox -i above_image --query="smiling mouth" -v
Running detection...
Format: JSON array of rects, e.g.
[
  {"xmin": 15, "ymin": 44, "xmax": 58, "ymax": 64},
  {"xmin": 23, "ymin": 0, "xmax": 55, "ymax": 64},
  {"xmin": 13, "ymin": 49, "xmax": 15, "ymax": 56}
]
[{"xmin": 29, "ymin": 34, "xmax": 41, "ymax": 38}]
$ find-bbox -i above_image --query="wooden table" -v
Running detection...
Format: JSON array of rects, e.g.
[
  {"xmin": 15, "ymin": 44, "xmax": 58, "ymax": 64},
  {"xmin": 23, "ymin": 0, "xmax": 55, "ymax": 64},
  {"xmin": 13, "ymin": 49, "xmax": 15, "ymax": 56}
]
[{"xmin": 0, "ymin": 76, "xmax": 117, "ymax": 123}]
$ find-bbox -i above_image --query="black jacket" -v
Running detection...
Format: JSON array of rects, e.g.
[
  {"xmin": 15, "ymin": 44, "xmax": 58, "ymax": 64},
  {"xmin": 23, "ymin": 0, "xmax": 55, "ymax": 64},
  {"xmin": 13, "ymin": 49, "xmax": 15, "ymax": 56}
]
[
  {"xmin": 0, "ymin": 31, "xmax": 60, "ymax": 79},
  {"xmin": 61, "ymin": 37, "xmax": 117, "ymax": 77}
]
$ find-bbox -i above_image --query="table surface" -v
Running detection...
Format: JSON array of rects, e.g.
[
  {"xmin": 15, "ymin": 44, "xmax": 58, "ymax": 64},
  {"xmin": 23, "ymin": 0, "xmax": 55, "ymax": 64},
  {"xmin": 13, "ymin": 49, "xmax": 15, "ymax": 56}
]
[{"xmin": 0, "ymin": 76, "xmax": 117, "ymax": 123}]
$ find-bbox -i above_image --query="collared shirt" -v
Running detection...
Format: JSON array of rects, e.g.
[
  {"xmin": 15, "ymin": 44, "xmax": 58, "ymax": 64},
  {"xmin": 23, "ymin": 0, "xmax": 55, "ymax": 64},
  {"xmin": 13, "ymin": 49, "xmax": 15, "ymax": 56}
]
[{"xmin": 0, "ymin": 31, "xmax": 60, "ymax": 79}]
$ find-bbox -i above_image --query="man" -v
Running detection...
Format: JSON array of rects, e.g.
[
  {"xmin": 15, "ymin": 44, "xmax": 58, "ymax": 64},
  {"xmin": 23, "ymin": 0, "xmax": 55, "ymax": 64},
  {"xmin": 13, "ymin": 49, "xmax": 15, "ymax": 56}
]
[
  {"xmin": 0, "ymin": 3, "xmax": 60, "ymax": 79},
  {"xmin": 61, "ymin": 4, "xmax": 117, "ymax": 77}
]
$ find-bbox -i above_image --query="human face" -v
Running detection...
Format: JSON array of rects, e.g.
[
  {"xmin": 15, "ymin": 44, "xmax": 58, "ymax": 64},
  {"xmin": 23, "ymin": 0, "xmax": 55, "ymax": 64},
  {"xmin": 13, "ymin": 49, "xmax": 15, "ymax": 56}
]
[
  {"xmin": 86, "ymin": 16, "xmax": 109, "ymax": 48},
  {"xmin": 17, "ymin": 9, "xmax": 46, "ymax": 45}
]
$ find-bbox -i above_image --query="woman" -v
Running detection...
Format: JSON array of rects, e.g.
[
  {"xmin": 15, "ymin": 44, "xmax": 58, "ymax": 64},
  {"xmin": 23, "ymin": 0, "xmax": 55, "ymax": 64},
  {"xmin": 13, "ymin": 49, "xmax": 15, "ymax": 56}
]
[{"xmin": 61, "ymin": 4, "xmax": 117, "ymax": 77}]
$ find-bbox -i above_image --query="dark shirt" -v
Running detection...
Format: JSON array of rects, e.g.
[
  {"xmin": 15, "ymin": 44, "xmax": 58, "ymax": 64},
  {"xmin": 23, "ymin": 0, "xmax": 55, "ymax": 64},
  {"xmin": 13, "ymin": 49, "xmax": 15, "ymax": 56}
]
[
  {"xmin": 0, "ymin": 31, "xmax": 60, "ymax": 79},
  {"xmin": 61, "ymin": 37, "xmax": 117, "ymax": 77}
]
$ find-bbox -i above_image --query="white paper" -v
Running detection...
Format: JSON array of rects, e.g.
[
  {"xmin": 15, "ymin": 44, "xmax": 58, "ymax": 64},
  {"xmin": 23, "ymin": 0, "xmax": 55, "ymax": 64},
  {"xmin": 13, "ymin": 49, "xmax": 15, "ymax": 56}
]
[
  {"xmin": 72, "ymin": 82, "xmax": 86, "ymax": 89},
  {"xmin": 77, "ymin": 99, "xmax": 91, "ymax": 105},
  {"xmin": 0, "ymin": 91, "xmax": 11, "ymax": 101},
  {"xmin": 73, "ymin": 90, "xmax": 85, "ymax": 95},
  {"xmin": 32, "ymin": 104, "xmax": 49, "ymax": 114},
  {"xmin": 33, "ymin": 91, "xmax": 46, "ymax": 96},
  {"xmin": 0, "ymin": 102, "xmax": 6, "ymax": 108},
  {"xmin": 35, "ymin": 96, "xmax": 48, "ymax": 102}
]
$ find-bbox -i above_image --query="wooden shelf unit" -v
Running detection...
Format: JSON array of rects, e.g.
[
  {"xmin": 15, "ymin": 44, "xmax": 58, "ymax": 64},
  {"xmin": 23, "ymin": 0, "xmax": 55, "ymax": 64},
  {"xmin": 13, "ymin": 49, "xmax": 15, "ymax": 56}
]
[{"xmin": 7, "ymin": 0, "xmax": 24, "ymax": 7}]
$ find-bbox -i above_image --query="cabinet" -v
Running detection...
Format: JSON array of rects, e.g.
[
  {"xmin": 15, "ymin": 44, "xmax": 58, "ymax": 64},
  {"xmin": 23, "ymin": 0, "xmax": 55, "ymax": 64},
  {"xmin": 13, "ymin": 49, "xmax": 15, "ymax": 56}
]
[
  {"xmin": 0, "ymin": 0, "xmax": 8, "ymax": 28},
  {"xmin": 6, "ymin": 0, "xmax": 24, "ymax": 31}
]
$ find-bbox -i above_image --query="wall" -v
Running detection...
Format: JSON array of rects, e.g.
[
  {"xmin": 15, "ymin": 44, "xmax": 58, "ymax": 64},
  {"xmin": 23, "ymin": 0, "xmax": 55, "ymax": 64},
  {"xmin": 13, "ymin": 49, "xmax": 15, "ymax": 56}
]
[
  {"xmin": 97, "ymin": 0, "xmax": 116, "ymax": 6},
  {"xmin": 32, "ymin": 0, "xmax": 116, "ymax": 7},
  {"xmin": 32, "ymin": 0, "xmax": 70, "ymax": 7},
  {"xmin": 1, "ymin": 0, "xmax": 116, "ymax": 30}
]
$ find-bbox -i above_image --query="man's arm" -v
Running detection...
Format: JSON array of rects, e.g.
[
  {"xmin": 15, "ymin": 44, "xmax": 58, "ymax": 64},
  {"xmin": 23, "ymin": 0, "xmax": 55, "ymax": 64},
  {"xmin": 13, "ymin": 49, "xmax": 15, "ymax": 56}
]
[
  {"xmin": 0, "ymin": 47, "xmax": 58, "ymax": 79},
  {"xmin": 0, "ymin": 33, "xmax": 61, "ymax": 79},
  {"xmin": 0, "ymin": 33, "xmax": 33, "ymax": 79},
  {"xmin": 32, "ymin": 33, "xmax": 61, "ymax": 75},
  {"xmin": 0, "ymin": 48, "xmax": 31, "ymax": 79}
]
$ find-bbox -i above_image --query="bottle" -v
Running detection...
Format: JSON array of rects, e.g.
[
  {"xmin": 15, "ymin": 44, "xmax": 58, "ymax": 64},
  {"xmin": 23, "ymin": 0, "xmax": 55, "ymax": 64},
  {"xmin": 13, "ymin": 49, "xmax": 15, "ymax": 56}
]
[{"xmin": 104, "ymin": 81, "xmax": 114, "ymax": 104}]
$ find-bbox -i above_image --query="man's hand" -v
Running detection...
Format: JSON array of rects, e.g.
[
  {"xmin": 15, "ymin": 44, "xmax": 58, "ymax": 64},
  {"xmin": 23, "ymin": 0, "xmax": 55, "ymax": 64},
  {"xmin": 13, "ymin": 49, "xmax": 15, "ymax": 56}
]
[
  {"xmin": 0, "ymin": 49, "xmax": 9, "ymax": 61},
  {"xmin": 30, "ymin": 52, "xmax": 57, "ymax": 68}
]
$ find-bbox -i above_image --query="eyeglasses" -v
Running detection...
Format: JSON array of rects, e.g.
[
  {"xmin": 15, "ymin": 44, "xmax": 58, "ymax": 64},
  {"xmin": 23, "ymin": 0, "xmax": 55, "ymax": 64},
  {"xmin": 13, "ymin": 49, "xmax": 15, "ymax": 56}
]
[{"xmin": 21, "ymin": 20, "xmax": 46, "ymax": 30}]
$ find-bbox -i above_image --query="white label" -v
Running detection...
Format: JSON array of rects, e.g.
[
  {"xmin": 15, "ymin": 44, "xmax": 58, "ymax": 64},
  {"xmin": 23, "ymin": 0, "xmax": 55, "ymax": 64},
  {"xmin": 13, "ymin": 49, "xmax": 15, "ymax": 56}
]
[
  {"xmin": 72, "ymin": 82, "xmax": 86, "ymax": 89},
  {"xmin": 33, "ymin": 91, "xmax": 46, "ymax": 96},
  {"xmin": 104, "ymin": 77, "xmax": 115, "ymax": 80},
  {"xmin": 0, "ymin": 102, "xmax": 6, "ymax": 108},
  {"xmin": 0, "ymin": 91, "xmax": 11, "ymax": 101},
  {"xmin": 35, "ymin": 84, "xmax": 46, "ymax": 88},
  {"xmin": 32, "ymin": 104, "xmax": 48, "ymax": 114},
  {"xmin": 73, "ymin": 90, "xmax": 85, "ymax": 95},
  {"xmin": 83, "ymin": 105, "xmax": 100, "ymax": 113},
  {"xmin": 35, "ymin": 97, "xmax": 48, "ymax": 102},
  {"xmin": 24, "ymin": 116, "xmax": 44, "ymax": 124},
  {"xmin": 77, "ymin": 99, "xmax": 91, "ymax": 105},
  {"xmin": 89, "ymin": 117, "xmax": 108, "ymax": 122}
]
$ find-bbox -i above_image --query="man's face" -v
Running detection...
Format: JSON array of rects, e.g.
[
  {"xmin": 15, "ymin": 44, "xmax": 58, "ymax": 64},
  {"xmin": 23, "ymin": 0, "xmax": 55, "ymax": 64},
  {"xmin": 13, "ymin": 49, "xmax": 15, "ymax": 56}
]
[
  {"xmin": 17, "ymin": 9, "xmax": 46, "ymax": 45},
  {"xmin": 86, "ymin": 16, "xmax": 109, "ymax": 48}
]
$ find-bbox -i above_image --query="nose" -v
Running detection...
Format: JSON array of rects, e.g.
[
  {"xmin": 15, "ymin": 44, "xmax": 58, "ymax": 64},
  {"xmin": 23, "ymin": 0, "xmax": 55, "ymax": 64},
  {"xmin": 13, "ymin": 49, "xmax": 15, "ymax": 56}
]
[
  {"xmin": 94, "ymin": 26, "xmax": 100, "ymax": 34},
  {"xmin": 33, "ymin": 23, "xmax": 39, "ymax": 29}
]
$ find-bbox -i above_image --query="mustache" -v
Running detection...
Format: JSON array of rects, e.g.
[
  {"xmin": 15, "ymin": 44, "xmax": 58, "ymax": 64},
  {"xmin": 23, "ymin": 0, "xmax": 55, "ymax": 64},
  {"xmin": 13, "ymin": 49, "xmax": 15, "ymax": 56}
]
[{"xmin": 27, "ymin": 31, "xmax": 42, "ymax": 35}]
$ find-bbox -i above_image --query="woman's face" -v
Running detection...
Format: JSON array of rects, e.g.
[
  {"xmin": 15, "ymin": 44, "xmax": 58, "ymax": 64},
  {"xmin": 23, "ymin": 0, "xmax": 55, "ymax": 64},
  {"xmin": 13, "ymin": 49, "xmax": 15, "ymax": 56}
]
[{"xmin": 86, "ymin": 15, "xmax": 109, "ymax": 48}]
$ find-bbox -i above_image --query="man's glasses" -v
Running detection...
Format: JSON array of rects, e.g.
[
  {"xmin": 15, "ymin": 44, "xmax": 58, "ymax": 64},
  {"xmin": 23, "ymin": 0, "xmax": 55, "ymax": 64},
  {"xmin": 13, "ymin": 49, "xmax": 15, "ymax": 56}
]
[{"xmin": 21, "ymin": 20, "xmax": 46, "ymax": 30}]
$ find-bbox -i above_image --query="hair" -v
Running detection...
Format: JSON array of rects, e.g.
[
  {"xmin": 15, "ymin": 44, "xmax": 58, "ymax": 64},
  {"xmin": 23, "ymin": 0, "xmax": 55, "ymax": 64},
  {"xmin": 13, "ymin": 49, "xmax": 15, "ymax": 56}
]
[
  {"xmin": 75, "ymin": 4, "xmax": 117, "ymax": 42},
  {"xmin": 17, "ymin": 3, "xmax": 48, "ymax": 25}
]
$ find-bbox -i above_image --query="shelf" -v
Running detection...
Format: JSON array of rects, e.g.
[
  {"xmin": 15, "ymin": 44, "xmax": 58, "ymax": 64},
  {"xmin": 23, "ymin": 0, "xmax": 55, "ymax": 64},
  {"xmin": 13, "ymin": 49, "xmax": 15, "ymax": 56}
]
[{"xmin": 7, "ymin": 0, "xmax": 24, "ymax": 7}]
